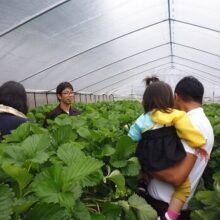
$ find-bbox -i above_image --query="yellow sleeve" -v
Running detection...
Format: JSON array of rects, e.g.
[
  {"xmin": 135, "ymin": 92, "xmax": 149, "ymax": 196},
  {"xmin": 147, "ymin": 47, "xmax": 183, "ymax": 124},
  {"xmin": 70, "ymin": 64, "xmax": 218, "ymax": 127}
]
[
  {"xmin": 173, "ymin": 177, "xmax": 191, "ymax": 203},
  {"xmin": 151, "ymin": 109, "xmax": 206, "ymax": 148}
]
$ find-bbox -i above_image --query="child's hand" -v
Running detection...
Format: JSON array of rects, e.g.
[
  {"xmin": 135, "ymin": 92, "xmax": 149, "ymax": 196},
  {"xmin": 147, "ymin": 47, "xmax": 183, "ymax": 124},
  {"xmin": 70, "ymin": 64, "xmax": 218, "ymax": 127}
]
[{"xmin": 195, "ymin": 147, "xmax": 210, "ymax": 161}]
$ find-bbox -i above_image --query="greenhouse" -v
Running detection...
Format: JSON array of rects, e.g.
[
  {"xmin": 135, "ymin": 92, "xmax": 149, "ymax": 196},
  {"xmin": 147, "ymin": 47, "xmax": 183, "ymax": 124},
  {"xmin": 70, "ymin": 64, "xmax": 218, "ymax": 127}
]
[{"xmin": 0, "ymin": 0, "xmax": 220, "ymax": 220}]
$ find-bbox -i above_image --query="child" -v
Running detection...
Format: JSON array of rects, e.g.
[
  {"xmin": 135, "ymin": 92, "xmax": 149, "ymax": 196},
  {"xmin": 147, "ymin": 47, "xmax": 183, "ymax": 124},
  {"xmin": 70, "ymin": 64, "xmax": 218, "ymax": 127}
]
[{"xmin": 128, "ymin": 77, "xmax": 207, "ymax": 220}]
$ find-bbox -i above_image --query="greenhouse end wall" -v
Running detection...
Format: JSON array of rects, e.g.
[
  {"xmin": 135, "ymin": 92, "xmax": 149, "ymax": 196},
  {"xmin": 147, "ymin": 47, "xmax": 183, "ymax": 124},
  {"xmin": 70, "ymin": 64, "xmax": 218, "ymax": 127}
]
[{"xmin": 27, "ymin": 92, "xmax": 114, "ymax": 109}]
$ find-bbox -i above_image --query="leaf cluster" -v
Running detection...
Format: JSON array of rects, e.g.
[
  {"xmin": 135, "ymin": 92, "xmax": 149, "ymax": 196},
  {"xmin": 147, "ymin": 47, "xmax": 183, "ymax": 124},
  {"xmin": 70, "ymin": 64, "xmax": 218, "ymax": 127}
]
[{"xmin": 0, "ymin": 101, "xmax": 157, "ymax": 220}]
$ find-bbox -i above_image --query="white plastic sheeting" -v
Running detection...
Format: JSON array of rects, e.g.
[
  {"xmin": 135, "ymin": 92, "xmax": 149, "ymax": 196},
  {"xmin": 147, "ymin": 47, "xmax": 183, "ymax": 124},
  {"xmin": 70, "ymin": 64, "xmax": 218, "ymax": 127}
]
[{"xmin": 0, "ymin": 0, "xmax": 220, "ymax": 101}]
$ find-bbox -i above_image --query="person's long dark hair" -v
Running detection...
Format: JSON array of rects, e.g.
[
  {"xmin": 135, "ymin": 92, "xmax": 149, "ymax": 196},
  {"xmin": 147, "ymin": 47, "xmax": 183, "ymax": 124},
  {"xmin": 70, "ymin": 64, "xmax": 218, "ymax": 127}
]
[
  {"xmin": 143, "ymin": 77, "xmax": 174, "ymax": 113},
  {"xmin": 0, "ymin": 81, "xmax": 28, "ymax": 114}
]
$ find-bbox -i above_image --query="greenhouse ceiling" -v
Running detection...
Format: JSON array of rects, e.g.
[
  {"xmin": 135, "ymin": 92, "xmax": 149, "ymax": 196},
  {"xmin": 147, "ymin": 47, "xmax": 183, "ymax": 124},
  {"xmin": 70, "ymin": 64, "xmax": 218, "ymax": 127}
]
[{"xmin": 1, "ymin": 0, "xmax": 220, "ymax": 100}]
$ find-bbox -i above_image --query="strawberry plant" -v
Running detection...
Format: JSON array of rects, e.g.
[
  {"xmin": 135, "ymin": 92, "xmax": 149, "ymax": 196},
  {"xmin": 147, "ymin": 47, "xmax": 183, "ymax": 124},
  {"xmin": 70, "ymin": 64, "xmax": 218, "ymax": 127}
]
[
  {"xmin": 3, "ymin": 100, "xmax": 219, "ymax": 219},
  {"xmin": 0, "ymin": 101, "xmax": 157, "ymax": 220}
]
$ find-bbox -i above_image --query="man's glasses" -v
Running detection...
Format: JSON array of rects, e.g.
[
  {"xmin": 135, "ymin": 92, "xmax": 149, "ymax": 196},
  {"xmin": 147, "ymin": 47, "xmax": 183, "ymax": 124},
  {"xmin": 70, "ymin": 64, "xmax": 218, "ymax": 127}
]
[{"xmin": 61, "ymin": 91, "xmax": 74, "ymax": 95}]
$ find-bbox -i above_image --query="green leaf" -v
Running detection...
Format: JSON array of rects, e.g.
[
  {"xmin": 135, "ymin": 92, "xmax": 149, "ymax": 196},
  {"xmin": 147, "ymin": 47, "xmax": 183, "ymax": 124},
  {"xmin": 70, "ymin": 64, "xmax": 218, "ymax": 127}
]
[
  {"xmin": 102, "ymin": 202, "xmax": 122, "ymax": 220},
  {"xmin": 191, "ymin": 210, "xmax": 207, "ymax": 220},
  {"xmin": 91, "ymin": 213, "xmax": 106, "ymax": 220},
  {"xmin": 188, "ymin": 197, "xmax": 203, "ymax": 210},
  {"xmin": 32, "ymin": 164, "xmax": 62, "ymax": 202},
  {"xmin": 110, "ymin": 159, "xmax": 128, "ymax": 168},
  {"xmin": 89, "ymin": 130, "xmax": 106, "ymax": 143},
  {"xmin": 101, "ymin": 145, "xmax": 116, "ymax": 157},
  {"xmin": 52, "ymin": 125, "xmax": 77, "ymax": 146},
  {"xmin": 13, "ymin": 196, "xmax": 37, "ymax": 215},
  {"xmin": 213, "ymin": 171, "xmax": 220, "ymax": 183},
  {"xmin": 0, "ymin": 142, "xmax": 8, "ymax": 153},
  {"xmin": 71, "ymin": 117, "xmax": 87, "ymax": 129},
  {"xmin": 128, "ymin": 194, "xmax": 157, "ymax": 220},
  {"xmin": 117, "ymin": 200, "xmax": 130, "ymax": 211},
  {"xmin": 68, "ymin": 182, "xmax": 82, "ymax": 201},
  {"xmin": 190, "ymin": 170, "xmax": 220, "ymax": 219},
  {"xmin": 121, "ymin": 157, "xmax": 141, "ymax": 176},
  {"xmin": 64, "ymin": 156, "xmax": 103, "ymax": 183},
  {"xmin": 80, "ymin": 170, "xmax": 103, "ymax": 187},
  {"xmin": 124, "ymin": 209, "xmax": 136, "ymax": 220},
  {"xmin": 32, "ymin": 164, "xmax": 77, "ymax": 211},
  {"xmin": 93, "ymin": 118, "xmax": 110, "ymax": 129},
  {"xmin": 2, "ymin": 144, "xmax": 26, "ymax": 166},
  {"xmin": 115, "ymin": 136, "xmax": 135, "ymax": 158},
  {"xmin": 35, "ymin": 112, "xmax": 45, "ymax": 120},
  {"xmin": 214, "ymin": 123, "xmax": 220, "ymax": 136},
  {"xmin": 57, "ymin": 143, "xmax": 84, "ymax": 166},
  {"xmin": 29, "ymin": 123, "xmax": 47, "ymax": 135},
  {"xmin": 208, "ymin": 116, "xmax": 215, "ymax": 126},
  {"xmin": 2, "ymin": 164, "xmax": 32, "ymax": 195},
  {"xmin": 0, "ymin": 166, "xmax": 8, "ymax": 182},
  {"xmin": 71, "ymin": 141, "xmax": 86, "ymax": 150},
  {"xmin": 23, "ymin": 203, "xmax": 71, "ymax": 220},
  {"xmin": 117, "ymin": 200, "xmax": 136, "ymax": 220},
  {"xmin": 3, "ymin": 134, "xmax": 50, "ymax": 166},
  {"xmin": 73, "ymin": 200, "xmax": 91, "ymax": 220},
  {"xmin": 77, "ymin": 127, "xmax": 91, "ymax": 139},
  {"xmin": 195, "ymin": 191, "xmax": 216, "ymax": 206},
  {"xmin": 191, "ymin": 209, "xmax": 220, "ymax": 220},
  {"xmin": 106, "ymin": 170, "xmax": 126, "ymax": 192},
  {"xmin": 54, "ymin": 115, "xmax": 73, "ymax": 126},
  {"xmin": 3, "ymin": 122, "xmax": 31, "ymax": 143},
  {"xmin": 0, "ymin": 184, "xmax": 14, "ymax": 220},
  {"xmin": 110, "ymin": 136, "xmax": 135, "ymax": 165}
]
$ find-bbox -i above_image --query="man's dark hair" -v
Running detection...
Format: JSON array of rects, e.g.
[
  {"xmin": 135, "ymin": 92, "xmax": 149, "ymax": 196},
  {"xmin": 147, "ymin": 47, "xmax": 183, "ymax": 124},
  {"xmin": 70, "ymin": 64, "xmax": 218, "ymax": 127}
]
[
  {"xmin": 174, "ymin": 76, "xmax": 204, "ymax": 104},
  {"xmin": 0, "ymin": 81, "xmax": 28, "ymax": 114},
  {"xmin": 56, "ymin": 82, "xmax": 73, "ymax": 95},
  {"xmin": 143, "ymin": 77, "xmax": 174, "ymax": 113}
]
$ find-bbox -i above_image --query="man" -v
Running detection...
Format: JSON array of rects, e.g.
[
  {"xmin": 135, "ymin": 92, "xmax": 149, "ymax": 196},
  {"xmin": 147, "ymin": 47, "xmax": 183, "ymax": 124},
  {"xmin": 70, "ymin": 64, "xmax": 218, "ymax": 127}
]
[
  {"xmin": 44, "ymin": 82, "xmax": 80, "ymax": 127},
  {"xmin": 145, "ymin": 76, "xmax": 214, "ymax": 220}
]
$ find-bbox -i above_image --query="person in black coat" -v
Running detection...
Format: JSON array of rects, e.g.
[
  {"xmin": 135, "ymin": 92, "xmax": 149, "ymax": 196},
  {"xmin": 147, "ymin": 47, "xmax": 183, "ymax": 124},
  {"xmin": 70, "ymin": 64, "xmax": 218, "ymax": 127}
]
[{"xmin": 0, "ymin": 81, "xmax": 28, "ymax": 140}]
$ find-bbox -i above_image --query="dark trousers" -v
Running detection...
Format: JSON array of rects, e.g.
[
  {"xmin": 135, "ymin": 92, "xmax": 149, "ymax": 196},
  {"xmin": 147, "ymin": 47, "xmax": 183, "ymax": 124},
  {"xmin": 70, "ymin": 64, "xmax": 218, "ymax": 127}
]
[{"xmin": 139, "ymin": 191, "xmax": 191, "ymax": 220}]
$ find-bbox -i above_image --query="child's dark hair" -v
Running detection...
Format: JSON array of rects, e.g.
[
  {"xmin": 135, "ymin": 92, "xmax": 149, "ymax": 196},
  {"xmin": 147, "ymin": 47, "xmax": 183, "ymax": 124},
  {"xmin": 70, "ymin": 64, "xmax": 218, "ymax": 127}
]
[
  {"xmin": 0, "ymin": 81, "xmax": 28, "ymax": 114},
  {"xmin": 144, "ymin": 76, "xmax": 160, "ymax": 86},
  {"xmin": 143, "ymin": 77, "xmax": 174, "ymax": 113}
]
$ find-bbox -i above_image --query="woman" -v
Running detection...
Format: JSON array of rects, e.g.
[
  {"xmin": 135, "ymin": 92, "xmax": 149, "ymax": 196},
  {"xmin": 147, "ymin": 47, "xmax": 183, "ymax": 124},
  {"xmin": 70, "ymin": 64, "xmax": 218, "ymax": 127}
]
[{"xmin": 0, "ymin": 81, "xmax": 28, "ymax": 140}]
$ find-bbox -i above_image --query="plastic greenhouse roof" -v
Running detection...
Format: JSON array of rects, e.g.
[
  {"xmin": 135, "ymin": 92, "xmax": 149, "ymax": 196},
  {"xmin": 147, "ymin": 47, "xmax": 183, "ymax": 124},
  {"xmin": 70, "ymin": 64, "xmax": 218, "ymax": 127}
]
[{"xmin": 1, "ymin": 0, "xmax": 220, "ymax": 101}]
